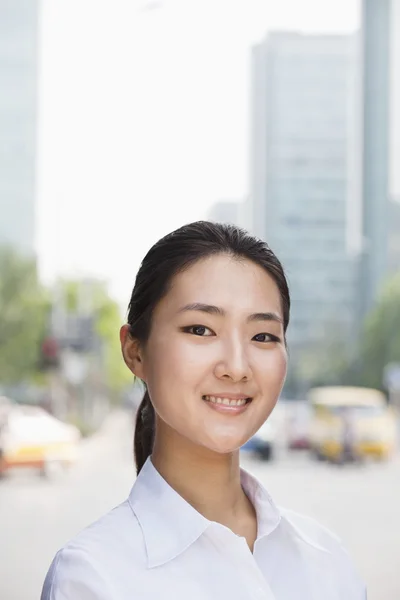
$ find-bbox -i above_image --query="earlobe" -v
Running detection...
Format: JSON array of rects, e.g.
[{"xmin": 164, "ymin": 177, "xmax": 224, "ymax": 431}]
[{"xmin": 120, "ymin": 325, "xmax": 145, "ymax": 380}]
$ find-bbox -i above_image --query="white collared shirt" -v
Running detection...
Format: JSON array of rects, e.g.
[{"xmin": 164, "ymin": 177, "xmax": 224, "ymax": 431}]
[{"xmin": 41, "ymin": 457, "xmax": 366, "ymax": 600}]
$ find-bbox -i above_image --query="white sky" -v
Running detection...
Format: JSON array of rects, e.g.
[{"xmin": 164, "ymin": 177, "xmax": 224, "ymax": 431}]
[{"xmin": 36, "ymin": 0, "xmax": 360, "ymax": 308}]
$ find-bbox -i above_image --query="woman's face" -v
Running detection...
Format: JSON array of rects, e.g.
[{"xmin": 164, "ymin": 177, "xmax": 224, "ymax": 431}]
[{"xmin": 136, "ymin": 254, "xmax": 287, "ymax": 454}]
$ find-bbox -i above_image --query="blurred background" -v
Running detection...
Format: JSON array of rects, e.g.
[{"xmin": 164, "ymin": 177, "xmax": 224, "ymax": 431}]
[{"xmin": 0, "ymin": 0, "xmax": 399, "ymax": 598}]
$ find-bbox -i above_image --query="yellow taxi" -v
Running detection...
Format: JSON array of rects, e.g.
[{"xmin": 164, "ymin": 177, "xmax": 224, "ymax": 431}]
[
  {"xmin": 0, "ymin": 402, "xmax": 81, "ymax": 477},
  {"xmin": 308, "ymin": 386, "xmax": 398, "ymax": 462}
]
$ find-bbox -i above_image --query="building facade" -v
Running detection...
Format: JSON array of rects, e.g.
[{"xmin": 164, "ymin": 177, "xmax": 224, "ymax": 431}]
[
  {"xmin": 357, "ymin": 0, "xmax": 400, "ymax": 322},
  {"xmin": 0, "ymin": 0, "xmax": 39, "ymax": 255},
  {"xmin": 358, "ymin": 0, "xmax": 391, "ymax": 322},
  {"xmin": 249, "ymin": 32, "xmax": 357, "ymax": 352}
]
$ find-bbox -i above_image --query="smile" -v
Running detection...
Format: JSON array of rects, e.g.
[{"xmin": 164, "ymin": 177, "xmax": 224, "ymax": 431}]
[{"xmin": 201, "ymin": 395, "xmax": 252, "ymax": 415}]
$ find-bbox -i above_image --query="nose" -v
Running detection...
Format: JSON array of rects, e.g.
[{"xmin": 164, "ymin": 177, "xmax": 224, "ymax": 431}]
[{"xmin": 214, "ymin": 336, "xmax": 252, "ymax": 382}]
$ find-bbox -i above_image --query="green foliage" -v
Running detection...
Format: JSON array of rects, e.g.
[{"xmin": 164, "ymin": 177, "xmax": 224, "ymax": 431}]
[
  {"xmin": 300, "ymin": 272, "xmax": 400, "ymax": 392},
  {"xmin": 57, "ymin": 278, "xmax": 132, "ymax": 396},
  {"xmin": 0, "ymin": 247, "xmax": 49, "ymax": 384},
  {"xmin": 358, "ymin": 272, "xmax": 400, "ymax": 389},
  {"xmin": 293, "ymin": 319, "xmax": 354, "ymax": 392},
  {"xmin": 67, "ymin": 413, "xmax": 96, "ymax": 437},
  {"xmin": 95, "ymin": 293, "xmax": 132, "ymax": 397},
  {"xmin": 0, "ymin": 248, "xmax": 131, "ymax": 404}
]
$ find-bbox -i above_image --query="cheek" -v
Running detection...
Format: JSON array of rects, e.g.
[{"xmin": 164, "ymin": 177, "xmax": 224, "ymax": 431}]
[
  {"xmin": 143, "ymin": 334, "xmax": 209, "ymax": 400},
  {"xmin": 254, "ymin": 347, "xmax": 287, "ymax": 385},
  {"xmin": 275, "ymin": 350, "xmax": 288, "ymax": 382}
]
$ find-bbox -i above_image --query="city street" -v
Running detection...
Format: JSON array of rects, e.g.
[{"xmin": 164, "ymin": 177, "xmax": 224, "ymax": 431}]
[{"xmin": 1, "ymin": 410, "xmax": 399, "ymax": 600}]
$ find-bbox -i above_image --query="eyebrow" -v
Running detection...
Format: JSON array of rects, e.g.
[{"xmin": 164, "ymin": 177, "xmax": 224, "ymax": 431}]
[{"xmin": 178, "ymin": 303, "xmax": 283, "ymax": 324}]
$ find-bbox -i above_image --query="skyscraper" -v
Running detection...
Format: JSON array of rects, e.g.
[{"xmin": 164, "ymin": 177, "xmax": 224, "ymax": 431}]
[
  {"xmin": 388, "ymin": 200, "xmax": 400, "ymax": 274},
  {"xmin": 358, "ymin": 0, "xmax": 391, "ymax": 321},
  {"xmin": 358, "ymin": 0, "xmax": 400, "ymax": 322},
  {"xmin": 249, "ymin": 32, "xmax": 357, "ymax": 353},
  {"xmin": 0, "ymin": 0, "xmax": 39, "ymax": 256}
]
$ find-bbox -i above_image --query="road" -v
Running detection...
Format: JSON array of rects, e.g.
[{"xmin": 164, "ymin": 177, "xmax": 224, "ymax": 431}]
[{"xmin": 1, "ymin": 410, "xmax": 399, "ymax": 600}]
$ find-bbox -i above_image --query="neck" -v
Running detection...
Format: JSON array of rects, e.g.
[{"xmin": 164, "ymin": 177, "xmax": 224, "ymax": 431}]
[{"xmin": 151, "ymin": 420, "xmax": 255, "ymax": 531}]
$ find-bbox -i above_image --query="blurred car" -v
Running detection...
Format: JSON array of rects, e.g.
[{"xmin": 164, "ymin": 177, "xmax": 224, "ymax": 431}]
[
  {"xmin": 287, "ymin": 403, "xmax": 311, "ymax": 450},
  {"xmin": 0, "ymin": 404, "xmax": 81, "ymax": 477},
  {"xmin": 241, "ymin": 419, "xmax": 275, "ymax": 460},
  {"xmin": 308, "ymin": 386, "xmax": 397, "ymax": 462}
]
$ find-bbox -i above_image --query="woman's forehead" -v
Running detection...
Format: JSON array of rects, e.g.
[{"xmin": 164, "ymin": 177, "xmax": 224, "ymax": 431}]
[{"xmin": 158, "ymin": 255, "xmax": 283, "ymax": 315}]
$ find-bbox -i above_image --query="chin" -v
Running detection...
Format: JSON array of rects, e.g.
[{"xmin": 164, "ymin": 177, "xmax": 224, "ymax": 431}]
[{"xmin": 203, "ymin": 436, "xmax": 247, "ymax": 455}]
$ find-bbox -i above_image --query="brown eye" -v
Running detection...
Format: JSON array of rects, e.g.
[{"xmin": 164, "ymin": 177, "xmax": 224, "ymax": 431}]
[
  {"xmin": 182, "ymin": 325, "xmax": 214, "ymax": 336},
  {"xmin": 191, "ymin": 325, "xmax": 210, "ymax": 336},
  {"xmin": 253, "ymin": 333, "xmax": 280, "ymax": 343}
]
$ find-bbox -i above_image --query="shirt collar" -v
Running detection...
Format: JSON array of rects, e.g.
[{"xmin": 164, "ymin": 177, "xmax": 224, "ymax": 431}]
[
  {"xmin": 239, "ymin": 467, "xmax": 281, "ymax": 540},
  {"xmin": 128, "ymin": 457, "xmax": 281, "ymax": 568}
]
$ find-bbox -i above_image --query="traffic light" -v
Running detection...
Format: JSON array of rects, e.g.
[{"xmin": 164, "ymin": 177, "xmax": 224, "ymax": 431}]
[{"xmin": 39, "ymin": 336, "xmax": 60, "ymax": 370}]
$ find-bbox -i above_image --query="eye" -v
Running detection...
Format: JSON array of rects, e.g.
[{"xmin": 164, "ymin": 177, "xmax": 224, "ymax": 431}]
[
  {"xmin": 253, "ymin": 333, "xmax": 280, "ymax": 343},
  {"xmin": 183, "ymin": 325, "xmax": 214, "ymax": 337}
]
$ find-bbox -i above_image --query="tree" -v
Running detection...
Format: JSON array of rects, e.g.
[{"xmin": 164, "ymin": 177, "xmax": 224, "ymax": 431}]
[
  {"xmin": 56, "ymin": 279, "xmax": 132, "ymax": 399},
  {"xmin": 357, "ymin": 272, "xmax": 400, "ymax": 390},
  {"xmin": 292, "ymin": 274, "xmax": 400, "ymax": 393},
  {"xmin": 93, "ymin": 283, "xmax": 133, "ymax": 398},
  {"xmin": 292, "ymin": 319, "xmax": 356, "ymax": 394},
  {"xmin": 0, "ymin": 247, "xmax": 49, "ymax": 385}
]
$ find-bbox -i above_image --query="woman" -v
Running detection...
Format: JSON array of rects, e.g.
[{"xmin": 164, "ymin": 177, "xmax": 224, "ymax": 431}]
[{"xmin": 42, "ymin": 221, "xmax": 366, "ymax": 599}]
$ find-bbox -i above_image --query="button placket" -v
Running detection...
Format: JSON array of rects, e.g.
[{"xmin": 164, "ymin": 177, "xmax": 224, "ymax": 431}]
[
  {"xmin": 206, "ymin": 523, "xmax": 276, "ymax": 599},
  {"xmin": 227, "ymin": 534, "xmax": 277, "ymax": 600}
]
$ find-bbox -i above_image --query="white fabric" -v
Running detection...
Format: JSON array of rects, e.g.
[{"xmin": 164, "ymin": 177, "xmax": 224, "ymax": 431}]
[{"xmin": 41, "ymin": 457, "xmax": 366, "ymax": 599}]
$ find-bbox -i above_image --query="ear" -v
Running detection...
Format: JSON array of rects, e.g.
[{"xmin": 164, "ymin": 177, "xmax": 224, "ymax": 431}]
[{"xmin": 120, "ymin": 324, "xmax": 146, "ymax": 380}]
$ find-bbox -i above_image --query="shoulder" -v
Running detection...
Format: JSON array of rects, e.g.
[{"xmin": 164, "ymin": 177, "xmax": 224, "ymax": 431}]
[
  {"xmin": 279, "ymin": 508, "xmax": 366, "ymax": 597},
  {"xmin": 279, "ymin": 507, "xmax": 343, "ymax": 550},
  {"xmin": 41, "ymin": 545, "xmax": 112, "ymax": 600},
  {"xmin": 41, "ymin": 500, "xmax": 146, "ymax": 600}
]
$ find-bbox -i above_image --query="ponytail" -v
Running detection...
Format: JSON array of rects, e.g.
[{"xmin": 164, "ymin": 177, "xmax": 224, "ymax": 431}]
[{"xmin": 134, "ymin": 389, "xmax": 155, "ymax": 474}]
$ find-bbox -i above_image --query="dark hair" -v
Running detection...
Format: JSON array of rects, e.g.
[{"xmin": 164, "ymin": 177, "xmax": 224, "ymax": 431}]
[{"xmin": 127, "ymin": 221, "xmax": 290, "ymax": 474}]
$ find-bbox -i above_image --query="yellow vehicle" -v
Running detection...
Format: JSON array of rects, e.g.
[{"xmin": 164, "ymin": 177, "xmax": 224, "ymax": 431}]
[
  {"xmin": 0, "ymin": 403, "xmax": 81, "ymax": 477},
  {"xmin": 308, "ymin": 386, "xmax": 398, "ymax": 462}
]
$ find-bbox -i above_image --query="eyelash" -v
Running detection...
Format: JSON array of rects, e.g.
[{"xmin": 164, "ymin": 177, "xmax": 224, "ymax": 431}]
[
  {"xmin": 182, "ymin": 325, "xmax": 214, "ymax": 337},
  {"xmin": 253, "ymin": 333, "xmax": 281, "ymax": 343},
  {"xmin": 181, "ymin": 325, "xmax": 281, "ymax": 343}
]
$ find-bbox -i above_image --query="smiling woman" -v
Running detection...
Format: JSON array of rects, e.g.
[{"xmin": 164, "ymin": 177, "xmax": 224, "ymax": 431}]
[{"xmin": 41, "ymin": 222, "xmax": 366, "ymax": 600}]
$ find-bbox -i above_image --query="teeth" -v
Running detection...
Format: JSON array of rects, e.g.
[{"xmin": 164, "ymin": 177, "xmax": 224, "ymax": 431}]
[{"xmin": 203, "ymin": 396, "xmax": 248, "ymax": 407}]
